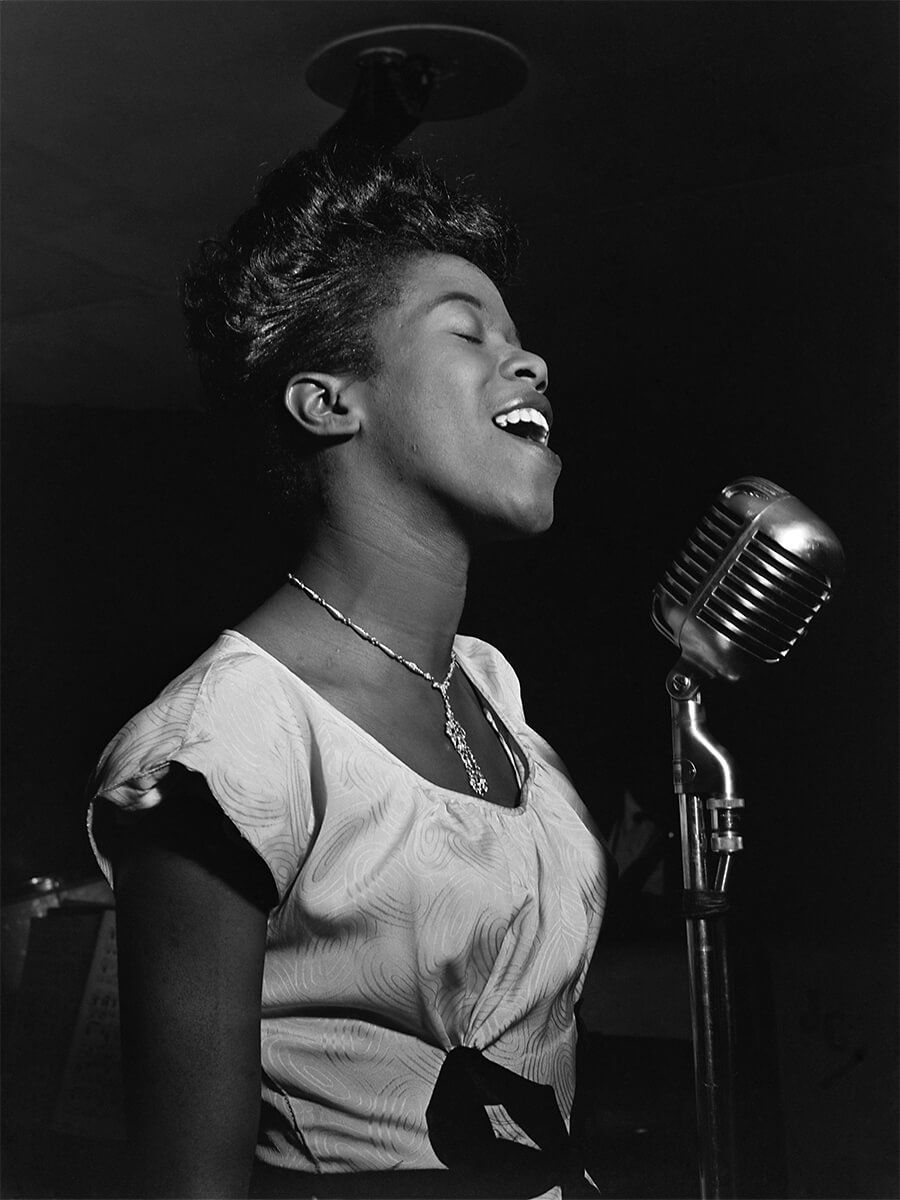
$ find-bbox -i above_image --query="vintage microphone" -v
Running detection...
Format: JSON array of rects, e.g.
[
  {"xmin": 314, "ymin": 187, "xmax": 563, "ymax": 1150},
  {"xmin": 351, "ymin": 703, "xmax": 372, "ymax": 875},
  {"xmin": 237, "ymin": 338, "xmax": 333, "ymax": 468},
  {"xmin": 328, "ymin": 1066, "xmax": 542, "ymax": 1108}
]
[{"xmin": 651, "ymin": 477, "xmax": 844, "ymax": 1199}]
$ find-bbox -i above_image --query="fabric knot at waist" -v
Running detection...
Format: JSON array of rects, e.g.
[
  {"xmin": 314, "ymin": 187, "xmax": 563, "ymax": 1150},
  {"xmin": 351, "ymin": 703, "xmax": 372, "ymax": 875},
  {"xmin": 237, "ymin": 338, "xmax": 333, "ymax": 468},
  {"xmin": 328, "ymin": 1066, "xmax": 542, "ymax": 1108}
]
[{"xmin": 426, "ymin": 1046, "xmax": 597, "ymax": 1198}]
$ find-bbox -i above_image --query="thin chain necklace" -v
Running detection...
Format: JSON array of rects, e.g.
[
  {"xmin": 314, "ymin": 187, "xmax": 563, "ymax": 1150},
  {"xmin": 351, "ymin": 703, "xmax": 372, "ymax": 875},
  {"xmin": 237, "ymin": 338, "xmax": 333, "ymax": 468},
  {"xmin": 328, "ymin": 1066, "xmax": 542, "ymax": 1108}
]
[{"xmin": 286, "ymin": 574, "xmax": 489, "ymax": 798}]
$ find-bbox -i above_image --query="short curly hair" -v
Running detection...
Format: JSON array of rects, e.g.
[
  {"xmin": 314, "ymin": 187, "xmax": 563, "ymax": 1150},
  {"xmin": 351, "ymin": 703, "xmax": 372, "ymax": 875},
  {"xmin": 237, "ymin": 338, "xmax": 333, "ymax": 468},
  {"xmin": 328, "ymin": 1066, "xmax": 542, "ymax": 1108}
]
[{"xmin": 182, "ymin": 142, "xmax": 520, "ymax": 418}]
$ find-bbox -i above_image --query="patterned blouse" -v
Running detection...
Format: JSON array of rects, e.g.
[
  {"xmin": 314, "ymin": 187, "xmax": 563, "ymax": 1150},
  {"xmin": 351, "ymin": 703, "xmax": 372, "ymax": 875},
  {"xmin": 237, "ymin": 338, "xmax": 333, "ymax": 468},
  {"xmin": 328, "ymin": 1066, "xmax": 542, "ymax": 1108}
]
[{"xmin": 88, "ymin": 630, "xmax": 611, "ymax": 1184}]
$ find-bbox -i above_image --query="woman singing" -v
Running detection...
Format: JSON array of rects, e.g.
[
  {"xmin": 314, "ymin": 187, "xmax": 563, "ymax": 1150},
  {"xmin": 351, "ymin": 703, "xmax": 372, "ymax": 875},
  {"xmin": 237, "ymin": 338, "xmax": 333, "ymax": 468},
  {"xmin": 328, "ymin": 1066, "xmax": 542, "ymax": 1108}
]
[{"xmin": 89, "ymin": 143, "xmax": 612, "ymax": 1199}]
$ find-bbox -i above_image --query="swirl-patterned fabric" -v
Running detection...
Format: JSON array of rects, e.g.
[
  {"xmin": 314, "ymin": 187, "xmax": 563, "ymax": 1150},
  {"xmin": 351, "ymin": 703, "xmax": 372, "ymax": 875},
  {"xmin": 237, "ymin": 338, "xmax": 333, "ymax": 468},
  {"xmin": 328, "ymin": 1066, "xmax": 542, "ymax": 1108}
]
[{"xmin": 89, "ymin": 631, "xmax": 610, "ymax": 1182}]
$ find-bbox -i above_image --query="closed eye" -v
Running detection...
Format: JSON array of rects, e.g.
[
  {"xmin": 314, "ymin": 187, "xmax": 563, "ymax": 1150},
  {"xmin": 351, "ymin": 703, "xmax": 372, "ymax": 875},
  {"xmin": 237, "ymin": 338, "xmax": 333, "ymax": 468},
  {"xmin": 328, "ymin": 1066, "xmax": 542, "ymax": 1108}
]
[{"xmin": 454, "ymin": 333, "xmax": 482, "ymax": 344}]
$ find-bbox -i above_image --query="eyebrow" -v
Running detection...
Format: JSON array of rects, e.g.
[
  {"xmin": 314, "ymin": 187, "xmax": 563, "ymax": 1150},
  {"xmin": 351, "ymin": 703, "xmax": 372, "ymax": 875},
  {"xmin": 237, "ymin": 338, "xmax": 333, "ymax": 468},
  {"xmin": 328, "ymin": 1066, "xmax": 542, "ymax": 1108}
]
[{"xmin": 425, "ymin": 290, "xmax": 521, "ymax": 346}]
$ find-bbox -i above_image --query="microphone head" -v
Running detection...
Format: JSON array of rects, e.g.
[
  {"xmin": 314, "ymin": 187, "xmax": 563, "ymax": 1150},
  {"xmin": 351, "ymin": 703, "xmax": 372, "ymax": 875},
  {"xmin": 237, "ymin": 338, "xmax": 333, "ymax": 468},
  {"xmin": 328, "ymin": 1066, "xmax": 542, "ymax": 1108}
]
[{"xmin": 652, "ymin": 477, "xmax": 845, "ymax": 682}]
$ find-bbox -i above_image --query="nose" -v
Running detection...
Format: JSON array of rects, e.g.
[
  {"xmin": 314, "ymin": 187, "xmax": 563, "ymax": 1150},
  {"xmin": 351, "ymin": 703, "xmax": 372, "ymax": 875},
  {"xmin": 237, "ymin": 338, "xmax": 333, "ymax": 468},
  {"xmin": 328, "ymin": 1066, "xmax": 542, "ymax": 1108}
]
[{"xmin": 500, "ymin": 345, "xmax": 549, "ymax": 393}]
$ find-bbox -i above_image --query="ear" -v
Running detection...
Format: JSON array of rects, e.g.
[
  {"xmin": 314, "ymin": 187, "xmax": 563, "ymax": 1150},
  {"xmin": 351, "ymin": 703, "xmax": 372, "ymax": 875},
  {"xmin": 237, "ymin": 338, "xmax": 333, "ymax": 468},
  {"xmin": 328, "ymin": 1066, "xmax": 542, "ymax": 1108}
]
[{"xmin": 284, "ymin": 373, "xmax": 362, "ymax": 439}]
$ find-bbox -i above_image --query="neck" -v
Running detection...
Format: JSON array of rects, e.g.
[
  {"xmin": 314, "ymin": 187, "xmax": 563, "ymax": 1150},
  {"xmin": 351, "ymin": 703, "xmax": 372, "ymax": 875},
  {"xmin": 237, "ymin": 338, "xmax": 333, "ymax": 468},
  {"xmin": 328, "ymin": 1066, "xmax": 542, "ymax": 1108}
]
[{"xmin": 282, "ymin": 511, "xmax": 470, "ymax": 677}]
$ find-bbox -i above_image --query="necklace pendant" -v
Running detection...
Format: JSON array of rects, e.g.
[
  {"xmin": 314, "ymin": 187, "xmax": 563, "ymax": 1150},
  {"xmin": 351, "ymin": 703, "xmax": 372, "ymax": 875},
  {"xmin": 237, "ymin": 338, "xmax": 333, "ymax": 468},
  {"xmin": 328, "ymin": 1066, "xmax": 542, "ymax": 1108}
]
[{"xmin": 443, "ymin": 704, "xmax": 489, "ymax": 798}]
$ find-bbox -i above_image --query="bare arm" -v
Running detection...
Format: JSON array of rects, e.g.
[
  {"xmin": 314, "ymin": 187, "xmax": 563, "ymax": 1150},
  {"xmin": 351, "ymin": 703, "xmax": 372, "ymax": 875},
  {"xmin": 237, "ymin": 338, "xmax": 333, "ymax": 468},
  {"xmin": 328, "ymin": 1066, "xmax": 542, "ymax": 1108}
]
[{"xmin": 109, "ymin": 776, "xmax": 276, "ymax": 1198}]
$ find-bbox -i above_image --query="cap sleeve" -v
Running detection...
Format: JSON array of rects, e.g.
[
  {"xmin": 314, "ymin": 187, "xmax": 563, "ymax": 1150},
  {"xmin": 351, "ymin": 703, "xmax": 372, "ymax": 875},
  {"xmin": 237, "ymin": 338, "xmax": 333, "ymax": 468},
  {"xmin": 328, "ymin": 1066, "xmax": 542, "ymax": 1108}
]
[{"xmin": 88, "ymin": 649, "xmax": 317, "ymax": 904}]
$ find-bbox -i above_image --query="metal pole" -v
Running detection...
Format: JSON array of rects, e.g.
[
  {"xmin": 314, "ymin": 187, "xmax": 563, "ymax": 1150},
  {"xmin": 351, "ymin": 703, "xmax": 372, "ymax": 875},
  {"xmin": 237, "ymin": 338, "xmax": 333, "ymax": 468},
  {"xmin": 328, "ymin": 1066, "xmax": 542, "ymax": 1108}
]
[
  {"xmin": 679, "ymin": 791, "xmax": 737, "ymax": 1199},
  {"xmin": 668, "ymin": 667, "xmax": 742, "ymax": 1199}
]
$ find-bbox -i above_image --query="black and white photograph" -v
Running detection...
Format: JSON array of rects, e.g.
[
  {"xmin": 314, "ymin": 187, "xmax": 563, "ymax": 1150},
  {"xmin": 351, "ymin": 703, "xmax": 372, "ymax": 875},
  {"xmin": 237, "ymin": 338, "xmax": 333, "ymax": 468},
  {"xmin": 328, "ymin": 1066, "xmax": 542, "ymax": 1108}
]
[{"xmin": 2, "ymin": 3, "xmax": 897, "ymax": 1198}]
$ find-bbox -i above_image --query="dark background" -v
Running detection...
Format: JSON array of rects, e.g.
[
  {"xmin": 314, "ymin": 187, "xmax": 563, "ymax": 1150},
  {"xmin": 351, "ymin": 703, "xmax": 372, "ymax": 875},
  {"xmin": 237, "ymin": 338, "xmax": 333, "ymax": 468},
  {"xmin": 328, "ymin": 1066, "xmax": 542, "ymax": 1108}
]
[{"xmin": 2, "ymin": 2, "xmax": 897, "ymax": 1197}]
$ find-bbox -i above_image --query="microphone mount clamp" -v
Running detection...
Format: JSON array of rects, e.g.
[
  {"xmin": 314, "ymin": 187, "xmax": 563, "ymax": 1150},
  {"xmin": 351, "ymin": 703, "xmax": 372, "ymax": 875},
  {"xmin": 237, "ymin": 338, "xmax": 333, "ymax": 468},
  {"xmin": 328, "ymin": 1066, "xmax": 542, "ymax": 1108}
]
[{"xmin": 667, "ymin": 661, "xmax": 744, "ymax": 891}]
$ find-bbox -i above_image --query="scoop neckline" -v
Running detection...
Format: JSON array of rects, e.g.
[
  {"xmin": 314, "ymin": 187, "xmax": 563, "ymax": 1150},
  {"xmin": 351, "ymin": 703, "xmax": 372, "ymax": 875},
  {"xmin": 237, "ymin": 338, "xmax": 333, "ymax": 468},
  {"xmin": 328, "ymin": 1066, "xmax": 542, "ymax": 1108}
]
[{"xmin": 219, "ymin": 629, "xmax": 533, "ymax": 815}]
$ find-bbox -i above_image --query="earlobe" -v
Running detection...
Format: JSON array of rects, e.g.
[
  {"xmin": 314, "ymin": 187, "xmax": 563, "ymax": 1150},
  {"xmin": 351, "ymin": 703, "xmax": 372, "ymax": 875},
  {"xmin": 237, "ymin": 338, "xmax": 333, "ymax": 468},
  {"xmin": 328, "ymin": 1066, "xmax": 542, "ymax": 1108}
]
[{"xmin": 284, "ymin": 374, "xmax": 361, "ymax": 439}]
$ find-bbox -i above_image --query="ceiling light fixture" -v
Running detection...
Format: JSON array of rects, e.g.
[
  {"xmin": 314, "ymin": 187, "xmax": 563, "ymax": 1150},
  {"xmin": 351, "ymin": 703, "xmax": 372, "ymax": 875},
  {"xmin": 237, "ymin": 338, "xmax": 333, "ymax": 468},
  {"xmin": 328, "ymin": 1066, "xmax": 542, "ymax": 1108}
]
[{"xmin": 305, "ymin": 24, "xmax": 529, "ymax": 148}]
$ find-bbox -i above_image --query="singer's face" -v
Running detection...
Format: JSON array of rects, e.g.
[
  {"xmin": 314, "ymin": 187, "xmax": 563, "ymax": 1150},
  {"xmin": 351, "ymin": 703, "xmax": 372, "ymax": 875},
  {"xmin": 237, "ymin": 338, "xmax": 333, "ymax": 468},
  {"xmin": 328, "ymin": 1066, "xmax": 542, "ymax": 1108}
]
[{"xmin": 358, "ymin": 253, "xmax": 561, "ymax": 542}]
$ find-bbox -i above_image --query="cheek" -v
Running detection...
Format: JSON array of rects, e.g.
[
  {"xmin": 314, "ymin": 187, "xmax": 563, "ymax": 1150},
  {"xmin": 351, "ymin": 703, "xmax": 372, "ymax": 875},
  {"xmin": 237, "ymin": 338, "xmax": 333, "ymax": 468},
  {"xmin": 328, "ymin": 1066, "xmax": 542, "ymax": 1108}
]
[{"xmin": 366, "ymin": 342, "xmax": 490, "ymax": 471}]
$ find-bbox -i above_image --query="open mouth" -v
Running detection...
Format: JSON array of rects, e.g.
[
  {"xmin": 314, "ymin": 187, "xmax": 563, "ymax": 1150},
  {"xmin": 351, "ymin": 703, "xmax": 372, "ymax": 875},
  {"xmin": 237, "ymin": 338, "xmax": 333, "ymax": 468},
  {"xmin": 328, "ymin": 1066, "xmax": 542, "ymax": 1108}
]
[{"xmin": 492, "ymin": 406, "xmax": 551, "ymax": 447}]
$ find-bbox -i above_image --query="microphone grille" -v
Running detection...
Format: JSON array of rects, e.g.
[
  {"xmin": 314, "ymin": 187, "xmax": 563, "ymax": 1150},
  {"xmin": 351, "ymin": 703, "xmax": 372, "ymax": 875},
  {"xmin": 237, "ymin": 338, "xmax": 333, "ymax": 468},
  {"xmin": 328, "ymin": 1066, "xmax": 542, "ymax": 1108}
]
[
  {"xmin": 658, "ymin": 499, "xmax": 743, "ymax": 609},
  {"xmin": 653, "ymin": 478, "xmax": 844, "ymax": 679},
  {"xmin": 696, "ymin": 526, "xmax": 833, "ymax": 663}
]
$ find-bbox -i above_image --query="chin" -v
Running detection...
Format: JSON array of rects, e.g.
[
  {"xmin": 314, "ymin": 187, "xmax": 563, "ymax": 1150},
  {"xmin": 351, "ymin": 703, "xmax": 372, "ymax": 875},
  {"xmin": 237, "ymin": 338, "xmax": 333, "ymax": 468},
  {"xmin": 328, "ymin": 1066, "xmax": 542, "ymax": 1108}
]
[{"xmin": 475, "ymin": 496, "xmax": 556, "ymax": 544}]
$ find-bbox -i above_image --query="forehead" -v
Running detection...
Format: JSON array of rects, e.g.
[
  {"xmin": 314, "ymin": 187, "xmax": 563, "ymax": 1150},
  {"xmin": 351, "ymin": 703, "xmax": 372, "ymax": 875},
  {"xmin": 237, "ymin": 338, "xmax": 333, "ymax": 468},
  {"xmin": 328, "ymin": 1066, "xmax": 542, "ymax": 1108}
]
[{"xmin": 390, "ymin": 253, "xmax": 513, "ymax": 330}]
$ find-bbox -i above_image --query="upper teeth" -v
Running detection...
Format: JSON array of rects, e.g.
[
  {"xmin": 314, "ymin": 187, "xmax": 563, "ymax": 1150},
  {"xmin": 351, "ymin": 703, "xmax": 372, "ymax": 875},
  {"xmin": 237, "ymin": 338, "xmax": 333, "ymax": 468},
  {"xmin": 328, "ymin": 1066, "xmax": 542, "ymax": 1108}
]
[{"xmin": 493, "ymin": 406, "xmax": 550, "ymax": 443}]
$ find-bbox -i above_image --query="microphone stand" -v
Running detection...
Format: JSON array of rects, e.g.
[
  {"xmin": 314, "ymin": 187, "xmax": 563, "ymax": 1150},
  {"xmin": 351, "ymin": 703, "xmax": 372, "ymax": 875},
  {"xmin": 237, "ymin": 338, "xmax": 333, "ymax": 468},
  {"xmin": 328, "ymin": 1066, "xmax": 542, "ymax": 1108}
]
[{"xmin": 667, "ymin": 662, "xmax": 744, "ymax": 1200}]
